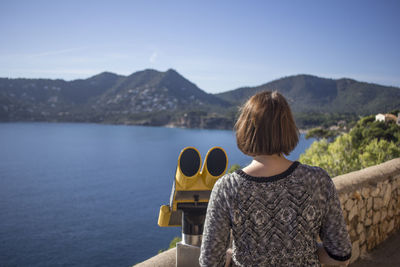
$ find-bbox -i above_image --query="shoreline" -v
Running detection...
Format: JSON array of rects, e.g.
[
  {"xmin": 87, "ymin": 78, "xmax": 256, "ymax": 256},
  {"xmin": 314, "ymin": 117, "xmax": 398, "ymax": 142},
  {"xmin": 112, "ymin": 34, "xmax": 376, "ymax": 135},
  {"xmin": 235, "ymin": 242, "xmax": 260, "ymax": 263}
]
[{"xmin": 0, "ymin": 120, "xmax": 311, "ymax": 133}]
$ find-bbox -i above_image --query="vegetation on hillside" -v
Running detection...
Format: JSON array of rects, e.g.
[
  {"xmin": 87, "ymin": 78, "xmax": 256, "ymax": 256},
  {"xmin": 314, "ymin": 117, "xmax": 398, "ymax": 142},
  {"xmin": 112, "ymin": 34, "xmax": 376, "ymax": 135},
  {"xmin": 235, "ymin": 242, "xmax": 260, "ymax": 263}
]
[
  {"xmin": 305, "ymin": 127, "xmax": 339, "ymax": 141},
  {"xmin": 2, "ymin": 71, "xmax": 400, "ymax": 130},
  {"xmin": 294, "ymin": 112, "xmax": 358, "ymax": 130},
  {"xmin": 300, "ymin": 115, "xmax": 400, "ymax": 177},
  {"xmin": 217, "ymin": 75, "xmax": 400, "ymax": 115}
]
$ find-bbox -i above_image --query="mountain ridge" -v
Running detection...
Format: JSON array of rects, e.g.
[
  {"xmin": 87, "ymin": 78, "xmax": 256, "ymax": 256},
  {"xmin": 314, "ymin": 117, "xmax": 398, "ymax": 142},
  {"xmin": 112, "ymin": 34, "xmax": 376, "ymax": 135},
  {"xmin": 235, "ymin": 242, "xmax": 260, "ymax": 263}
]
[
  {"xmin": 217, "ymin": 74, "xmax": 400, "ymax": 114},
  {"xmin": 0, "ymin": 70, "xmax": 399, "ymax": 129}
]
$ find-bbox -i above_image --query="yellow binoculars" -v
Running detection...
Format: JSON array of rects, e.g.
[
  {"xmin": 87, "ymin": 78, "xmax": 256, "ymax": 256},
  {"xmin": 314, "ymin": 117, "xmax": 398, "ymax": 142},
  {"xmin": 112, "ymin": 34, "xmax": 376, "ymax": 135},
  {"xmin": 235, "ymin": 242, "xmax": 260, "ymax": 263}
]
[{"xmin": 158, "ymin": 146, "xmax": 228, "ymax": 227}]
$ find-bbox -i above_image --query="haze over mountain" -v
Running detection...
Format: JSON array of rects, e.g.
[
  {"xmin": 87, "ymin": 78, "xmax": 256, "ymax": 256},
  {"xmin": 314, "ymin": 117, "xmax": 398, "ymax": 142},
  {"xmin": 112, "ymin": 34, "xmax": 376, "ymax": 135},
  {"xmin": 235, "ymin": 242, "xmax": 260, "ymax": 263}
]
[{"xmin": 0, "ymin": 69, "xmax": 399, "ymax": 129}]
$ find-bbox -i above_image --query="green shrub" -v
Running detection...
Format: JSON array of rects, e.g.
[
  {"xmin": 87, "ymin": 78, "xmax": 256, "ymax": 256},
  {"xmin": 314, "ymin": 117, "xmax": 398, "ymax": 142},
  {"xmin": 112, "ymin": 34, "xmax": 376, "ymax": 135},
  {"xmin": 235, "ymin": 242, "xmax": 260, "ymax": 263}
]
[{"xmin": 300, "ymin": 115, "xmax": 400, "ymax": 176}]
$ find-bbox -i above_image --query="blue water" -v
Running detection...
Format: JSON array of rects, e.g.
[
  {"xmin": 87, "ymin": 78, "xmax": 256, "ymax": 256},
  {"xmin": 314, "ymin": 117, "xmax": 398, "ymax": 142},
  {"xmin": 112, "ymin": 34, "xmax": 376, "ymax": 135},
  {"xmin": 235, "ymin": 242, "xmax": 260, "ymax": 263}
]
[{"xmin": 0, "ymin": 123, "xmax": 315, "ymax": 266}]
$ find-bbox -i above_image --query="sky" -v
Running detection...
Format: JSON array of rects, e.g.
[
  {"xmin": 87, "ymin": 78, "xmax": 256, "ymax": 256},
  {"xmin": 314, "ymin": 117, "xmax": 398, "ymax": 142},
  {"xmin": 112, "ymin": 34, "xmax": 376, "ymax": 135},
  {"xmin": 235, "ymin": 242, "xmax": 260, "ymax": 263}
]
[{"xmin": 0, "ymin": 0, "xmax": 399, "ymax": 93}]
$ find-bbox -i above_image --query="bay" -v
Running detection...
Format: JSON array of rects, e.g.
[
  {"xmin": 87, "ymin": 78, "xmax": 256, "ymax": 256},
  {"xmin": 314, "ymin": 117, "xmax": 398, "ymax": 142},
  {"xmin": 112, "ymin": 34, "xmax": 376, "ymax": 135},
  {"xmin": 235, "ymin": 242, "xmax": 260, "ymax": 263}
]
[{"xmin": 0, "ymin": 123, "xmax": 315, "ymax": 266}]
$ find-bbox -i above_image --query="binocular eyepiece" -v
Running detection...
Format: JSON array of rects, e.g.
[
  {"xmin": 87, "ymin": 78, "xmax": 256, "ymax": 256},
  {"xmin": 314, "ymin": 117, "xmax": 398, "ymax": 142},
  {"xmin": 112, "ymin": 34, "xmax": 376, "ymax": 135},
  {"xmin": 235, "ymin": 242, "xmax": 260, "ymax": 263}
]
[
  {"xmin": 158, "ymin": 146, "xmax": 228, "ymax": 232},
  {"xmin": 175, "ymin": 146, "xmax": 228, "ymax": 192}
]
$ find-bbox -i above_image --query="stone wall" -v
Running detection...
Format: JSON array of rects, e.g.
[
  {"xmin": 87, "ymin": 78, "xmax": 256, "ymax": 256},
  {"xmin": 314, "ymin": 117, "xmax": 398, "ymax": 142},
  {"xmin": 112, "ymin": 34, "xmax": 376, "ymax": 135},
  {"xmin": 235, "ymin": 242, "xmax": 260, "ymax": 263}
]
[
  {"xmin": 333, "ymin": 158, "xmax": 400, "ymax": 264},
  {"xmin": 137, "ymin": 158, "xmax": 400, "ymax": 266}
]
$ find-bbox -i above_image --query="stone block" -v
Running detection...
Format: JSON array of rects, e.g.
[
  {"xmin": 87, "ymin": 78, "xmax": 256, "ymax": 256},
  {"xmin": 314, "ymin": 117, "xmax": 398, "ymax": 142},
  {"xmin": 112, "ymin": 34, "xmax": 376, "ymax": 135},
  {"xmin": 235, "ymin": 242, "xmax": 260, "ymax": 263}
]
[
  {"xmin": 353, "ymin": 191, "xmax": 362, "ymax": 201},
  {"xmin": 339, "ymin": 193, "xmax": 347, "ymax": 204},
  {"xmin": 380, "ymin": 221, "xmax": 388, "ymax": 235},
  {"xmin": 350, "ymin": 229, "xmax": 357, "ymax": 240},
  {"xmin": 348, "ymin": 205, "xmax": 357, "ymax": 221},
  {"xmin": 373, "ymin": 211, "xmax": 381, "ymax": 225},
  {"xmin": 383, "ymin": 184, "xmax": 392, "ymax": 206},
  {"xmin": 391, "ymin": 180, "xmax": 397, "ymax": 190},
  {"xmin": 365, "ymin": 218, "xmax": 372, "ymax": 226},
  {"xmin": 371, "ymin": 187, "xmax": 380, "ymax": 197},
  {"xmin": 367, "ymin": 226, "xmax": 374, "ymax": 239},
  {"xmin": 381, "ymin": 209, "xmax": 387, "ymax": 221},
  {"xmin": 361, "ymin": 187, "xmax": 370, "ymax": 199},
  {"xmin": 367, "ymin": 198, "xmax": 373, "ymax": 211},
  {"xmin": 367, "ymin": 209, "xmax": 373, "ymax": 218},
  {"xmin": 373, "ymin": 197, "xmax": 383, "ymax": 211},
  {"xmin": 345, "ymin": 199, "xmax": 354, "ymax": 211},
  {"xmin": 378, "ymin": 182, "xmax": 384, "ymax": 189},
  {"xmin": 359, "ymin": 230, "xmax": 366, "ymax": 244},
  {"xmin": 389, "ymin": 200, "xmax": 396, "ymax": 210},
  {"xmin": 359, "ymin": 198, "xmax": 365, "ymax": 207},
  {"xmin": 357, "ymin": 223, "xmax": 363, "ymax": 234},
  {"xmin": 360, "ymin": 207, "xmax": 366, "ymax": 221},
  {"xmin": 388, "ymin": 208, "xmax": 394, "ymax": 218},
  {"xmin": 367, "ymin": 241, "xmax": 375, "ymax": 251}
]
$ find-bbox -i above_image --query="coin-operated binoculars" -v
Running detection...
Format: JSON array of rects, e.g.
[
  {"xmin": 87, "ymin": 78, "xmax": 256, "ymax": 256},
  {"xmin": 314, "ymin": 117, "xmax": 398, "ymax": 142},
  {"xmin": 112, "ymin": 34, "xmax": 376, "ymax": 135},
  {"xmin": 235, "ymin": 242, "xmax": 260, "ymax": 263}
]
[{"xmin": 158, "ymin": 146, "xmax": 228, "ymax": 267}]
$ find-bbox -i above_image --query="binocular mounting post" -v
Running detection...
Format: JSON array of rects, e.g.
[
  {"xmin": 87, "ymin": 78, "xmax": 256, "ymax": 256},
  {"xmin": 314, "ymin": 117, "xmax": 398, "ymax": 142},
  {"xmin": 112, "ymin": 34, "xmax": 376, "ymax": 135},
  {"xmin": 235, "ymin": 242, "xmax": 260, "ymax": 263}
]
[{"xmin": 176, "ymin": 200, "xmax": 208, "ymax": 267}]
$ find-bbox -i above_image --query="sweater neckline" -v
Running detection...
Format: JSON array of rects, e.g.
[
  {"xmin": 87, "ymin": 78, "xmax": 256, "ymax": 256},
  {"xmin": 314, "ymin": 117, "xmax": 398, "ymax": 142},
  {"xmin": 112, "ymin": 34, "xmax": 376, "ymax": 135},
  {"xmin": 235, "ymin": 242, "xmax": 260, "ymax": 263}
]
[{"xmin": 236, "ymin": 161, "xmax": 300, "ymax": 183}]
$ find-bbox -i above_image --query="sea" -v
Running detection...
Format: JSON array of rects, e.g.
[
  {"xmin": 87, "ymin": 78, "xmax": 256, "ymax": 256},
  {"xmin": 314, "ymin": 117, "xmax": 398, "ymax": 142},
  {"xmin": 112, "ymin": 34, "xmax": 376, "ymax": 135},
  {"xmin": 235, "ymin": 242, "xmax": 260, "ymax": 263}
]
[{"xmin": 0, "ymin": 123, "xmax": 315, "ymax": 267}]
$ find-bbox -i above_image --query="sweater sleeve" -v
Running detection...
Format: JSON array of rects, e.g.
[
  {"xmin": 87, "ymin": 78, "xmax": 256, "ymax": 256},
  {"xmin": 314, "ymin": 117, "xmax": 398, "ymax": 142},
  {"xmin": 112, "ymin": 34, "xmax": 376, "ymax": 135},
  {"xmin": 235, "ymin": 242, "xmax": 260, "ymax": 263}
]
[
  {"xmin": 199, "ymin": 177, "xmax": 232, "ymax": 267},
  {"xmin": 319, "ymin": 174, "xmax": 352, "ymax": 261}
]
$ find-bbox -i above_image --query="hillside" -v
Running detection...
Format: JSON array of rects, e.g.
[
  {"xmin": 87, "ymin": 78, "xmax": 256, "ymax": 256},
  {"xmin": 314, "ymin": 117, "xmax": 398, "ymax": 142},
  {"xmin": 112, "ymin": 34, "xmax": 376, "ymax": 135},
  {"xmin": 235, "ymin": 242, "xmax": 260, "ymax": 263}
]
[
  {"xmin": 0, "ymin": 69, "xmax": 233, "ymax": 128},
  {"xmin": 1, "ymin": 71, "xmax": 399, "ymax": 129},
  {"xmin": 216, "ymin": 74, "xmax": 400, "ymax": 114}
]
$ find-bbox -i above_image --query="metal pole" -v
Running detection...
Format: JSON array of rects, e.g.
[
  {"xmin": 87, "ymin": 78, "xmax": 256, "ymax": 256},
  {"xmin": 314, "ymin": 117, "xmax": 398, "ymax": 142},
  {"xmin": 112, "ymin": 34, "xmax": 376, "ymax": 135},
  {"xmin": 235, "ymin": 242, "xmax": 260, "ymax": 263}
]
[{"xmin": 176, "ymin": 206, "xmax": 206, "ymax": 267}]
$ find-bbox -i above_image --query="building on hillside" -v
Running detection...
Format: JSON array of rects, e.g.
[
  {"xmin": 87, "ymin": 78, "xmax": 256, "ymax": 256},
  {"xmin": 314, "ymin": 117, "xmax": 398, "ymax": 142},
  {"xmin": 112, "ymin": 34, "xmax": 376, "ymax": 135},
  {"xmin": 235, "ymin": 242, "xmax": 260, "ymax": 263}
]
[
  {"xmin": 375, "ymin": 113, "xmax": 398, "ymax": 123},
  {"xmin": 385, "ymin": 113, "xmax": 397, "ymax": 122},
  {"xmin": 375, "ymin": 113, "xmax": 385, "ymax": 122}
]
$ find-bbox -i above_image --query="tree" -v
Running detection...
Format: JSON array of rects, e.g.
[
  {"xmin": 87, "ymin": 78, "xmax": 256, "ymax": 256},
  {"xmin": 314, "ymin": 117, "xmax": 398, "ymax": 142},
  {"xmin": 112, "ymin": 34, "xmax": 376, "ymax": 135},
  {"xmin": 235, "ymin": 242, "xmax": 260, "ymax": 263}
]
[
  {"xmin": 300, "ymin": 115, "xmax": 400, "ymax": 177},
  {"xmin": 359, "ymin": 139, "xmax": 400, "ymax": 167},
  {"xmin": 300, "ymin": 134, "xmax": 360, "ymax": 177},
  {"xmin": 305, "ymin": 127, "xmax": 338, "ymax": 141}
]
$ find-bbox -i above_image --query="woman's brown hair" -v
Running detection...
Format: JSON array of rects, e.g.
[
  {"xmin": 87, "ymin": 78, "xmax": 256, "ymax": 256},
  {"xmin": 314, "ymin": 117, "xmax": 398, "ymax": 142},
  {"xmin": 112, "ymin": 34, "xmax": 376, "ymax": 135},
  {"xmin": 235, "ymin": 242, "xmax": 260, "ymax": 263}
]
[{"xmin": 235, "ymin": 91, "xmax": 299, "ymax": 156}]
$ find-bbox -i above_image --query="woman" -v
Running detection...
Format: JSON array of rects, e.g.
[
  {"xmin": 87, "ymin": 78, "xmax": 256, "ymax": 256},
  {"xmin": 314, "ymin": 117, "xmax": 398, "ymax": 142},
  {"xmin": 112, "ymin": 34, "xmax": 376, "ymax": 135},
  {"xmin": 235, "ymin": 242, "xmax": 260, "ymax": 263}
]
[{"xmin": 199, "ymin": 91, "xmax": 352, "ymax": 266}]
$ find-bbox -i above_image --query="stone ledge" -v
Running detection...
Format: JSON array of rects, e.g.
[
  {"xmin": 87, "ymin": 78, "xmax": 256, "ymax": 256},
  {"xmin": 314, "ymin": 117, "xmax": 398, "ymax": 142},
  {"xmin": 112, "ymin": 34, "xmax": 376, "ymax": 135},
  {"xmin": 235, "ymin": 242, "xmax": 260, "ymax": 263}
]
[
  {"xmin": 134, "ymin": 247, "xmax": 176, "ymax": 267},
  {"xmin": 333, "ymin": 158, "xmax": 400, "ymax": 194}
]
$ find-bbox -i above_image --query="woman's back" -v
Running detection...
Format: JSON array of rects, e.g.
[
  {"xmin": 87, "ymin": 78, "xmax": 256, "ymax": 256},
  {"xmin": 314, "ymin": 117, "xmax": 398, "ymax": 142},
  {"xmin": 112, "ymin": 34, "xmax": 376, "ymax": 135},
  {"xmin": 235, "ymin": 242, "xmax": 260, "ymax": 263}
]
[
  {"xmin": 199, "ymin": 162, "xmax": 352, "ymax": 266},
  {"xmin": 199, "ymin": 91, "xmax": 351, "ymax": 266}
]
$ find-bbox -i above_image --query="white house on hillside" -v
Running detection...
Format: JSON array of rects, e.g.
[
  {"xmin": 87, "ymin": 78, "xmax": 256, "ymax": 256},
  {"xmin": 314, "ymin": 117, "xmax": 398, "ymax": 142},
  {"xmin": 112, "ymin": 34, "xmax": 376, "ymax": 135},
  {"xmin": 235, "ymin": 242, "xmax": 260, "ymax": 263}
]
[
  {"xmin": 375, "ymin": 113, "xmax": 385, "ymax": 122},
  {"xmin": 375, "ymin": 113, "xmax": 400, "ymax": 124}
]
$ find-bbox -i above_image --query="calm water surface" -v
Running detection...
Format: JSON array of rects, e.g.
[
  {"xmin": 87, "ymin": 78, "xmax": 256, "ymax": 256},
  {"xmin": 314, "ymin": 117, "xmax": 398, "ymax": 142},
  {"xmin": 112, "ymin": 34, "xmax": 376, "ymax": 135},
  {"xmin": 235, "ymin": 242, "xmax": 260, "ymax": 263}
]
[{"xmin": 0, "ymin": 123, "xmax": 315, "ymax": 266}]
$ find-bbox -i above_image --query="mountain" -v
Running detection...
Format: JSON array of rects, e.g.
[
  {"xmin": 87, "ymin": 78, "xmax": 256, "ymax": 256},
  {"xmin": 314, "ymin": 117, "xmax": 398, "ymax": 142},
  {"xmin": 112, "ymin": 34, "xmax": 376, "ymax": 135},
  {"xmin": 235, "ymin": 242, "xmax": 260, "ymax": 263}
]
[
  {"xmin": 0, "ymin": 69, "xmax": 232, "ymax": 128},
  {"xmin": 92, "ymin": 69, "xmax": 228, "ymax": 114},
  {"xmin": 1, "ymin": 71, "xmax": 399, "ymax": 129},
  {"xmin": 216, "ymin": 74, "xmax": 400, "ymax": 114}
]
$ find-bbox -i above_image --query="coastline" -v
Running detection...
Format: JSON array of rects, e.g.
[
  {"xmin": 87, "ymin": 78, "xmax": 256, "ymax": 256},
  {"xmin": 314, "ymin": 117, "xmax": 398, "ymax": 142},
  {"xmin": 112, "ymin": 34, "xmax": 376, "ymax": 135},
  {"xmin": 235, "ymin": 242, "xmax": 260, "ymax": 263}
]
[{"xmin": 1, "ymin": 120, "xmax": 311, "ymax": 133}]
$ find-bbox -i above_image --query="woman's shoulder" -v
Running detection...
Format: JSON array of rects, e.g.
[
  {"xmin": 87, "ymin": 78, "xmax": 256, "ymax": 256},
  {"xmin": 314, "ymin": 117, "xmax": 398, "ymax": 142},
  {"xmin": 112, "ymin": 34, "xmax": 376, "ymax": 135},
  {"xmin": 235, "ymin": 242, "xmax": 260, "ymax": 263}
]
[
  {"xmin": 212, "ymin": 171, "xmax": 243, "ymax": 192},
  {"xmin": 294, "ymin": 162, "xmax": 334, "ymax": 190},
  {"xmin": 296, "ymin": 162, "xmax": 331, "ymax": 178}
]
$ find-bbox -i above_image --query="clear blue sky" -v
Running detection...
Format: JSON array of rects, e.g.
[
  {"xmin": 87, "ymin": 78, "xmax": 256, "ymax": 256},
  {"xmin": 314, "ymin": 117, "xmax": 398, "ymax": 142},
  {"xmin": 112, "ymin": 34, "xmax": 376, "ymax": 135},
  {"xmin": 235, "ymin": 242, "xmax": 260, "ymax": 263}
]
[{"xmin": 0, "ymin": 0, "xmax": 399, "ymax": 93}]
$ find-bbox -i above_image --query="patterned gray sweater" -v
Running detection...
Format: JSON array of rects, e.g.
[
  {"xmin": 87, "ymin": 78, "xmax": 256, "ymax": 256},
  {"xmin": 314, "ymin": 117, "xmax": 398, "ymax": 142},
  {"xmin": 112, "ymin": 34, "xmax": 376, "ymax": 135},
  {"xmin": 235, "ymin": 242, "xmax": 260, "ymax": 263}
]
[{"xmin": 199, "ymin": 162, "xmax": 352, "ymax": 267}]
